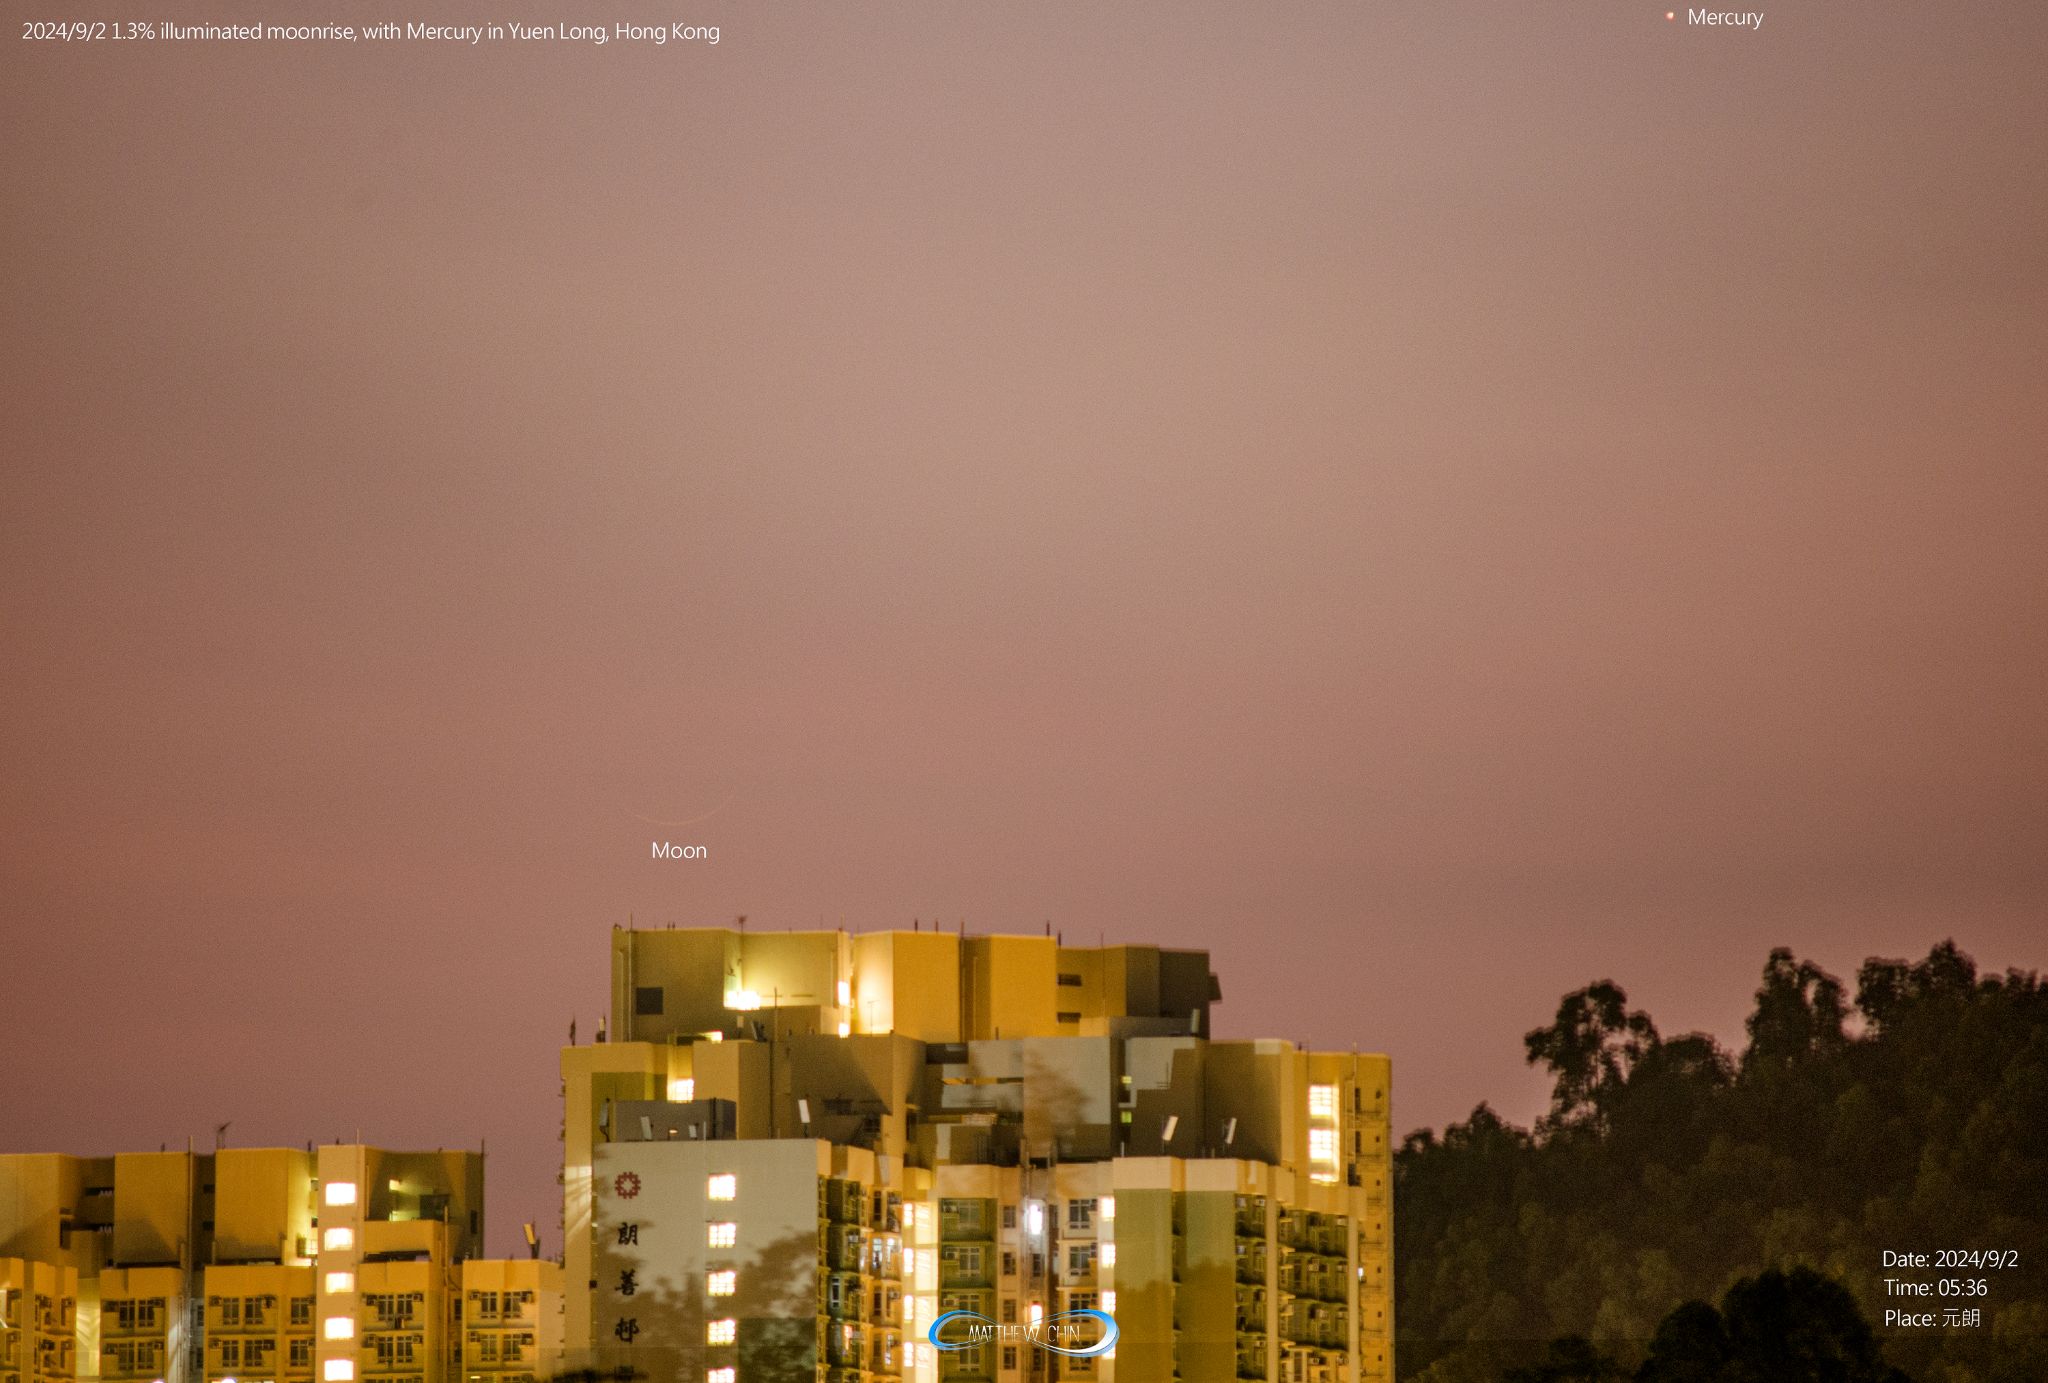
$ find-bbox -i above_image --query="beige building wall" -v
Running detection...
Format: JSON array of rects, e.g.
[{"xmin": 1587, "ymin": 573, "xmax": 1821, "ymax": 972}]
[
  {"xmin": 95, "ymin": 1266, "xmax": 187, "ymax": 1383},
  {"xmin": 587, "ymin": 1137, "xmax": 907, "ymax": 1382},
  {"xmin": 200, "ymin": 1263, "xmax": 314, "ymax": 1383},
  {"xmin": 457, "ymin": 1261, "xmax": 560, "ymax": 1383},
  {"xmin": 214, "ymin": 1152, "xmax": 314, "ymax": 1267},
  {"xmin": 1, "ymin": 1258, "xmax": 79, "ymax": 1383}
]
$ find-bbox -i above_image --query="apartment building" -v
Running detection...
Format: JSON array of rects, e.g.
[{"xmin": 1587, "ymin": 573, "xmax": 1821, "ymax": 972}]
[
  {"xmin": 0, "ymin": 1148, "xmax": 557, "ymax": 1383},
  {"xmin": 560, "ymin": 925, "xmax": 1394, "ymax": 1383}
]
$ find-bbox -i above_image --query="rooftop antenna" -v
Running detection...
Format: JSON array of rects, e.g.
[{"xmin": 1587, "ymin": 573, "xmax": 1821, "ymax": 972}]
[
  {"xmin": 215, "ymin": 1121, "xmax": 231, "ymax": 1150},
  {"xmin": 522, "ymin": 1223, "xmax": 540, "ymax": 1260}
]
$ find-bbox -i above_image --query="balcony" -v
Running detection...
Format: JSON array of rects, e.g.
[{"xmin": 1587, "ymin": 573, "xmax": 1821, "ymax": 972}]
[
  {"xmin": 826, "ymin": 1324, "xmax": 868, "ymax": 1370},
  {"xmin": 825, "ymin": 1228, "xmax": 869, "ymax": 1274},
  {"xmin": 938, "ymin": 1199, "xmax": 993, "ymax": 1242},
  {"xmin": 938, "ymin": 1253, "xmax": 991, "ymax": 1290}
]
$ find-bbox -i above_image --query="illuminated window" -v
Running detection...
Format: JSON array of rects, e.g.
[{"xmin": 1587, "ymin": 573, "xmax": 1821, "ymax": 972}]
[
  {"xmin": 706, "ymin": 1271, "xmax": 736, "ymax": 1297},
  {"xmin": 705, "ymin": 1319, "xmax": 736, "ymax": 1346},
  {"xmin": 1028, "ymin": 1302, "xmax": 1043, "ymax": 1327},
  {"xmin": 669, "ymin": 1078, "xmax": 695, "ymax": 1103},
  {"xmin": 837, "ymin": 980, "xmax": 852, "ymax": 1006},
  {"xmin": 1308, "ymin": 1129, "xmax": 1338, "ymax": 1162},
  {"xmin": 707, "ymin": 1369, "xmax": 735, "ymax": 1383},
  {"xmin": 323, "ymin": 1317, "xmax": 354, "ymax": 1341},
  {"xmin": 323, "ymin": 1362, "xmax": 354, "ymax": 1382},
  {"xmin": 1308, "ymin": 1084, "xmax": 1338, "ymax": 1119},
  {"xmin": 1100, "ymin": 1291, "xmax": 1116, "ymax": 1313},
  {"xmin": 322, "ymin": 1182, "xmax": 357, "ymax": 1208},
  {"xmin": 901, "ymin": 1203, "xmax": 916, "ymax": 1229},
  {"xmin": 706, "ymin": 1222, "xmax": 737, "ymax": 1249},
  {"xmin": 321, "ymin": 1227, "xmax": 353, "ymax": 1252},
  {"xmin": 902, "ymin": 1248, "xmax": 917, "ymax": 1276},
  {"xmin": 1100, "ymin": 1243, "xmax": 1116, "ymax": 1267},
  {"xmin": 724, "ymin": 989, "xmax": 761, "ymax": 1011},
  {"xmin": 323, "ymin": 1272, "xmax": 354, "ymax": 1295},
  {"xmin": 837, "ymin": 1021, "xmax": 851, "ymax": 1038},
  {"xmin": 1023, "ymin": 1202, "xmax": 1044, "ymax": 1236},
  {"xmin": 1099, "ymin": 1197, "xmax": 1115, "ymax": 1221},
  {"xmin": 706, "ymin": 1174, "xmax": 736, "ymax": 1201}
]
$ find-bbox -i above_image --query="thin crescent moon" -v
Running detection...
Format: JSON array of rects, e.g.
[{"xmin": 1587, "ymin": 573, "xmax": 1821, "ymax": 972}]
[{"xmin": 631, "ymin": 795, "xmax": 731, "ymax": 829}]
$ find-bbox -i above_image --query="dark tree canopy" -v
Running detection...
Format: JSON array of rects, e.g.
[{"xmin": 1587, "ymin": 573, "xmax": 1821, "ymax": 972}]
[{"xmin": 1396, "ymin": 941, "xmax": 2048, "ymax": 1383}]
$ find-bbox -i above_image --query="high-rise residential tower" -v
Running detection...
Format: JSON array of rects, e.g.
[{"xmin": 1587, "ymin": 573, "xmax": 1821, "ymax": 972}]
[{"xmin": 561, "ymin": 926, "xmax": 1392, "ymax": 1383}]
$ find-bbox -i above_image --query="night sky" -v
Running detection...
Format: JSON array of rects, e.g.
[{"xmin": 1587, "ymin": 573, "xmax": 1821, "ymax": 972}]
[{"xmin": 3, "ymin": 0, "xmax": 2044, "ymax": 1254}]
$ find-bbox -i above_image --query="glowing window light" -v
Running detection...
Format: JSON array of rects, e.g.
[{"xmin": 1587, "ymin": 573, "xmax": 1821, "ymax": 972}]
[
  {"xmin": 1100, "ymin": 1243, "xmax": 1116, "ymax": 1267},
  {"xmin": 323, "ymin": 1273, "xmax": 353, "ymax": 1295},
  {"xmin": 707, "ymin": 1222, "xmax": 737, "ymax": 1248},
  {"xmin": 836, "ymin": 980, "xmax": 852, "ymax": 1006},
  {"xmin": 707, "ymin": 1174, "xmax": 736, "ymax": 1201},
  {"xmin": 322, "ymin": 1182, "xmax": 357, "ymax": 1208},
  {"xmin": 1101, "ymin": 1290, "xmax": 1116, "ymax": 1313},
  {"xmin": 323, "ymin": 1363, "xmax": 353, "ymax": 1382},
  {"xmin": 724, "ymin": 990, "xmax": 761, "ymax": 1012},
  {"xmin": 669, "ymin": 1078, "xmax": 695, "ymax": 1102},
  {"xmin": 1099, "ymin": 1197, "xmax": 1115, "ymax": 1221},
  {"xmin": 707, "ymin": 1370, "xmax": 735, "ymax": 1383},
  {"xmin": 321, "ymin": 1228, "xmax": 353, "ymax": 1252},
  {"xmin": 706, "ymin": 1271, "xmax": 737, "ymax": 1297},
  {"xmin": 1308, "ymin": 1084, "xmax": 1338, "ymax": 1119},
  {"xmin": 323, "ymin": 1318, "xmax": 353, "ymax": 1341},
  {"xmin": 705, "ymin": 1319, "xmax": 736, "ymax": 1346},
  {"xmin": 837, "ymin": 1021, "xmax": 851, "ymax": 1038},
  {"xmin": 1024, "ymin": 1202, "xmax": 1044, "ymax": 1236}
]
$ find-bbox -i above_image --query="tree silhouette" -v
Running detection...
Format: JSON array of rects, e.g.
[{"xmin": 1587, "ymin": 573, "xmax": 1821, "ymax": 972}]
[
  {"xmin": 1397, "ymin": 941, "xmax": 2048, "ymax": 1382},
  {"xmin": 1637, "ymin": 1268, "xmax": 1908, "ymax": 1383},
  {"xmin": 1523, "ymin": 982, "xmax": 1659, "ymax": 1133}
]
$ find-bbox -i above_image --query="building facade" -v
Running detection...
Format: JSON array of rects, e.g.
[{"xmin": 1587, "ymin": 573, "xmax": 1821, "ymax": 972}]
[
  {"xmin": 4, "ymin": 923, "xmax": 1391, "ymax": 1383},
  {"xmin": 0, "ymin": 1148, "xmax": 558, "ymax": 1383},
  {"xmin": 560, "ymin": 926, "xmax": 1393, "ymax": 1383}
]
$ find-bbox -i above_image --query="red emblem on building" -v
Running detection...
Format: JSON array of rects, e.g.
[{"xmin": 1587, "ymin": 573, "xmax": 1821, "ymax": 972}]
[{"xmin": 614, "ymin": 1171, "xmax": 641, "ymax": 1199}]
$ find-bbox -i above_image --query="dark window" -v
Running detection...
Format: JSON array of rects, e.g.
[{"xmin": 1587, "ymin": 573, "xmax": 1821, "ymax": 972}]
[
  {"xmin": 1058, "ymin": 1012, "xmax": 1082, "ymax": 1024},
  {"xmin": 634, "ymin": 986, "xmax": 664, "ymax": 1016},
  {"xmin": 1057, "ymin": 973, "xmax": 1082, "ymax": 987}
]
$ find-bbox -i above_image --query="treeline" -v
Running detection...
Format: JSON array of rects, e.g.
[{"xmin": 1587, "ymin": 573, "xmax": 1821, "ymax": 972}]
[{"xmin": 1394, "ymin": 941, "xmax": 2048, "ymax": 1383}]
